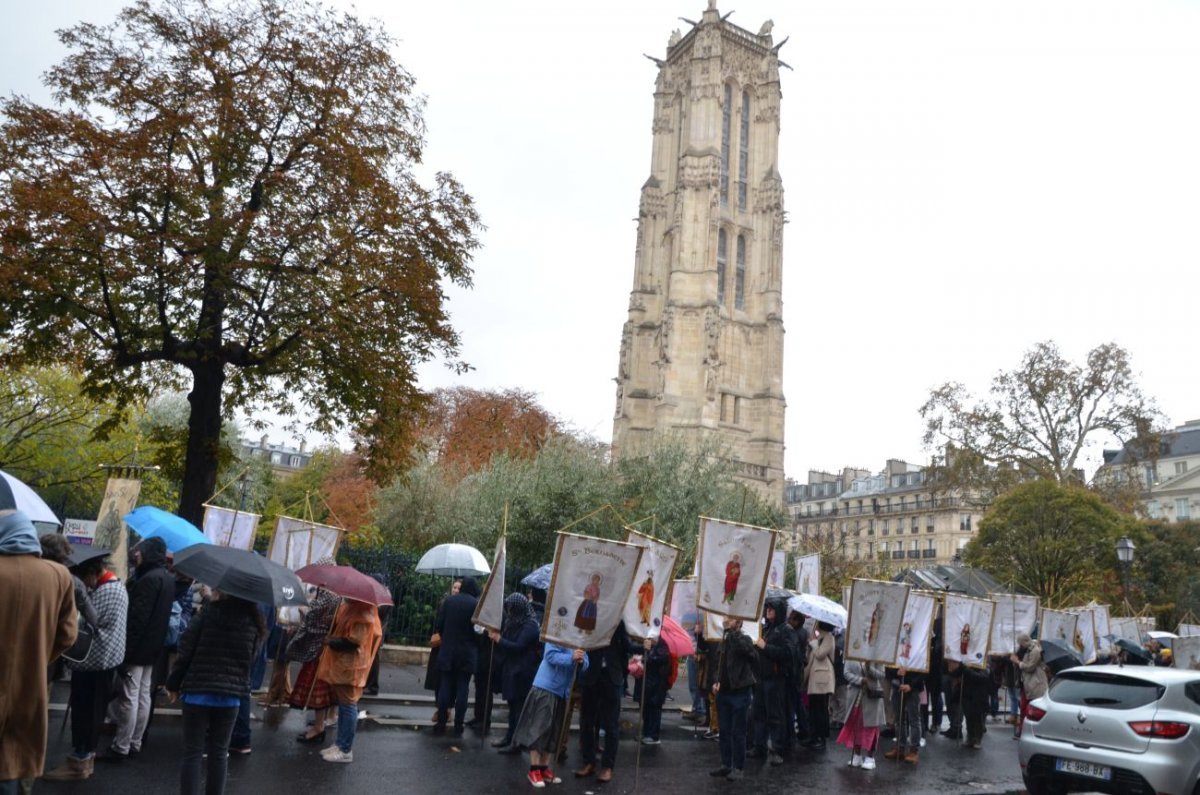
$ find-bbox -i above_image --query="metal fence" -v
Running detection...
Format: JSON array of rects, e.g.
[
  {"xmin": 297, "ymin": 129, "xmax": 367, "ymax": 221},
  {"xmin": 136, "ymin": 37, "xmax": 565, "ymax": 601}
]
[{"xmin": 340, "ymin": 547, "xmax": 534, "ymax": 646}]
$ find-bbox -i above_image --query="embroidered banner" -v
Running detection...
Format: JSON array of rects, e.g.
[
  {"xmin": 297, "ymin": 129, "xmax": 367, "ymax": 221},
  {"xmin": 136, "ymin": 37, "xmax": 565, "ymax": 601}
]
[
  {"xmin": 201, "ymin": 505, "xmax": 260, "ymax": 550},
  {"xmin": 542, "ymin": 532, "xmax": 644, "ymax": 650},
  {"xmin": 767, "ymin": 549, "xmax": 787, "ymax": 589},
  {"xmin": 846, "ymin": 578, "xmax": 910, "ymax": 665},
  {"xmin": 988, "ymin": 593, "xmax": 1039, "ymax": 655},
  {"xmin": 268, "ymin": 516, "xmax": 342, "ymax": 570},
  {"xmin": 895, "ymin": 591, "xmax": 936, "ymax": 672},
  {"xmin": 622, "ymin": 530, "xmax": 681, "ymax": 641},
  {"xmin": 669, "ymin": 578, "xmax": 700, "ymax": 632},
  {"xmin": 1039, "ymin": 608, "xmax": 1079, "ymax": 652},
  {"xmin": 696, "ymin": 517, "xmax": 776, "ymax": 622},
  {"xmin": 472, "ymin": 536, "xmax": 506, "ymax": 633},
  {"xmin": 795, "ymin": 553, "xmax": 822, "ymax": 596},
  {"xmin": 944, "ymin": 594, "xmax": 996, "ymax": 669}
]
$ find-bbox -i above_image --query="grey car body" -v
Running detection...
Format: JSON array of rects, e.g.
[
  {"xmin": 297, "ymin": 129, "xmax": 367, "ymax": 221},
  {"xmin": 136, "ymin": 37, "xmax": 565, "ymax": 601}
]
[{"xmin": 1019, "ymin": 664, "xmax": 1200, "ymax": 795}]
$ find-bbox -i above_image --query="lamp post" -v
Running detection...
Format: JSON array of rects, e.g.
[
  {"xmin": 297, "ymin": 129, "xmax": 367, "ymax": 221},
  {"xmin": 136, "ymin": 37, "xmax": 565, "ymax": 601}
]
[{"xmin": 1116, "ymin": 536, "xmax": 1136, "ymax": 608}]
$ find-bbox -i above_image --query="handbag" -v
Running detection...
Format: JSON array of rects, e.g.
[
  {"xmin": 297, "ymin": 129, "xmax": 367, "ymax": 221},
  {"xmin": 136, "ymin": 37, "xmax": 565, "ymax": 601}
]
[
  {"xmin": 62, "ymin": 620, "xmax": 95, "ymax": 665},
  {"xmin": 864, "ymin": 684, "xmax": 884, "ymax": 699}
]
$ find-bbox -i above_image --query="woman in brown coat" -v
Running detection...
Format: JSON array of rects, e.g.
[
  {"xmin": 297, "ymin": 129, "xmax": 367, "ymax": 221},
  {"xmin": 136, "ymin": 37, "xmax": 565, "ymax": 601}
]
[
  {"xmin": 314, "ymin": 600, "xmax": 382, "ymax": 763},
  {"xmin": 803, "ymin": 621, "xmax": 836, "ymax": 751}
]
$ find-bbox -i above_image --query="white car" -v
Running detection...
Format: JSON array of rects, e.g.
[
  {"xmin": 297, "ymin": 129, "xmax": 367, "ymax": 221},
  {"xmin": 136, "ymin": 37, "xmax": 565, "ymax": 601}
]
[{"xmin": 1019, "ymin": 665, "xmax": 1200, "ymax": 795}]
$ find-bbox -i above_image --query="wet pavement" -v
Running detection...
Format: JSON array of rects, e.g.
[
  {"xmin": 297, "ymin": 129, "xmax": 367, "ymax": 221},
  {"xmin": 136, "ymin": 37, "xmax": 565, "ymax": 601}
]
[{"xmin": 37, "ymin": 665, "xmax": 1027, "ymax": 794}]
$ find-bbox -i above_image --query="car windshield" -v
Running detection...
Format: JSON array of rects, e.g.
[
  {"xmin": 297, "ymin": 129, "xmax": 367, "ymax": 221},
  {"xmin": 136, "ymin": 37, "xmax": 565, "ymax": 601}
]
[{"xmin": 1049, "ymin": 671, "xmax": 1164, "ymax": 710}]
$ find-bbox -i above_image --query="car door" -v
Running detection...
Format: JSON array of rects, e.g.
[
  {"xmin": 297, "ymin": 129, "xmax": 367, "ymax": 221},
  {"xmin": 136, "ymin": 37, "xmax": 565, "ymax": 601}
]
[{"xmin": 1035, "ymin": 670, "xmax": 1160, "ymax": 755}]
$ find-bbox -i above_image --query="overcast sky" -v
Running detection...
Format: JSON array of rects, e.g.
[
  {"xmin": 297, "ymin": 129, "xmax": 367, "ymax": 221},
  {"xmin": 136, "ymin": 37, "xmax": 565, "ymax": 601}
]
[{"xmin": 4, "ymin": 0, "xmax": 1198, "ymax": 480}]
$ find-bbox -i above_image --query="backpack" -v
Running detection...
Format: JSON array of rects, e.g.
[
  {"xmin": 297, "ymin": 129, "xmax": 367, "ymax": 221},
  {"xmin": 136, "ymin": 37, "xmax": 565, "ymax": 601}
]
[{"xmin": 164, "ymin": 599, "xmax": 185, "ymax": 648}]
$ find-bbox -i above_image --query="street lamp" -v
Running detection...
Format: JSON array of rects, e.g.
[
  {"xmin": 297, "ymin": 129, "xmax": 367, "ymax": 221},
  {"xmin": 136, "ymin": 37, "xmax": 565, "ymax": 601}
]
[{"xmin": 1116, "ymin": 536, "xmax": 1136, "ymax": 607}]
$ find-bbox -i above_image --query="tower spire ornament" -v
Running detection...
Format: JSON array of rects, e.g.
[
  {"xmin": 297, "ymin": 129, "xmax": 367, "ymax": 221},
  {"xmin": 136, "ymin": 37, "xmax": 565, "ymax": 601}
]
[{"xmin": 610, "ymin": 7, "xmax": 787, "ymax": 505}]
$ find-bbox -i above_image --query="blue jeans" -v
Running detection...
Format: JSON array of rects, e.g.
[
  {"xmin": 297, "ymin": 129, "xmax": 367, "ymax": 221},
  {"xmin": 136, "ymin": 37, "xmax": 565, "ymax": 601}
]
[
  {"xmin": 717, "ymin": 687, "xmax": 751, "ymax": 770},
  {"xmin": 687, "ymin": 656, "xmax": 706, "ymax": 715},
  {"xmin": 230, "ymin": 692, "xmax": 251, "ymax": 750},
  {"xmin": 336, "ymin": 702, "xmax": 357, "ymax": 752},
  {"xmin": 0, "ymin": 781, "xmax": 19, "ymax": 795},
  {"xmin": 1007, "ymin": 686, "xmax": 1020, "ymax": 716},
  {"xmin": 180, "ymin": 703, "xmax": 237, "ymax": 795}
]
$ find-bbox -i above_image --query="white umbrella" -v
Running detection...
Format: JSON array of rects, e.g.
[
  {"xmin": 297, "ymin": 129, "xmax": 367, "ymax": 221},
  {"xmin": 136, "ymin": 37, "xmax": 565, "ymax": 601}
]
[
  {"xmin": 0, "ymin": 469, "xmax": 60, "ymax": 526},
  {"xmin": 788, "ymin": 592, "xmax": 848, "ymax": 629},
  {"xmin": 416, "ymin": 542, "xmax": 490, "ymax": 577}
]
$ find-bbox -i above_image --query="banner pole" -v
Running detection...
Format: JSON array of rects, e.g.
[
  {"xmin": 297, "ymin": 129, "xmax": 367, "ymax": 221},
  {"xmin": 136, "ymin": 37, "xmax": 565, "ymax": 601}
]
[
  {"xmin": 554, "ymin": 662, "xmax": 580, "ymax": 767},
  {"xmin": 482, "ymin": 641, "xmax": 495, "ymax": 749}
]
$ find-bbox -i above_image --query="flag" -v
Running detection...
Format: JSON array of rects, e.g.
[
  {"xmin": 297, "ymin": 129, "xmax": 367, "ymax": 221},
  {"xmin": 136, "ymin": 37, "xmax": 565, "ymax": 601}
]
[{"xmin": 473, "ymin": 536, "xmax": 506, "ymax": 632}]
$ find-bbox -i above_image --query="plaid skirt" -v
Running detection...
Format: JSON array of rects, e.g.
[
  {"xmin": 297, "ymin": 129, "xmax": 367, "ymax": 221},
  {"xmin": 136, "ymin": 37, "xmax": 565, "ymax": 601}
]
[
  {"xmin": 510, "ymin": 687, "xmax": 565, "ymax": 754},
  {"xmin": 289, "ymin": 659, "xmax": 334, "ymax": 710}
]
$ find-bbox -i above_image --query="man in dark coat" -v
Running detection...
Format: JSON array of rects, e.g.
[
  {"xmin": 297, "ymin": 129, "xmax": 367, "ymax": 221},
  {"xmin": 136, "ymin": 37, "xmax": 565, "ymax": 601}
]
[
  {"xmin": 575, "ymin": 621, "xmax": 634, "ymax": 784},
  {"xmin": 103, "ymin": 537, "xmax": 175, "ymax": 760},
  {"xmin": 751, "ymin": 597, "xmax": 798, "ymax": 765},
  {"xmin": 434, "ymin": 576, "xmax": 480, "ymax": 736}
]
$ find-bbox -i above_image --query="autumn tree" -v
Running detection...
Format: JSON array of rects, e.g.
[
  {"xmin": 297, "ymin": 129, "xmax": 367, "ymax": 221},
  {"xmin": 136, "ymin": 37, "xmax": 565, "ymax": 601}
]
[
  {"xmin": 921, "ymin": 342, "xmax": 1161, "ymax": 497},
  {"xmin": 418, "ymin": 387, "xmax": 564, "ymax": 478},
  {"xmin": 963, "ymin": 480, "xmax": 1137, "ymax": 603},
  {"xmin": 0, "ymin": 0, "xmax": 480, "ymax": 524}
]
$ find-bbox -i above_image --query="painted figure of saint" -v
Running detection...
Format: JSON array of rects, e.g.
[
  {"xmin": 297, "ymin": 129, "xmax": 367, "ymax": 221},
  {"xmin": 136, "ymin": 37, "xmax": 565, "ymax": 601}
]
[
  {"xmin": 900, "ymin": 622, "xmax": 913, "ymax": 660},
  {"xmin": 866, "ymin": 602, "xmax": 881, "ymax": 645},
  {"xmin": 1073, "ymin": 629, "xmax": 1084, "ymax": 654},
  {"xmin": 636, "ymin": 573, "xmax": 655, "ymax": 625},
  {"xmin": 575, "ymin": 572, "xmax": 602, "ymax": 632},
  {"xmin": 801, "ymin": 572, "xmax": 812, "ymax": 595},
  {"xmin": 960, "ymin": 623, "xmax": 971, "ymax": 655},
  {"xmin": 723, "ymin": 553, "xmax": 742, "ymax": 605}
]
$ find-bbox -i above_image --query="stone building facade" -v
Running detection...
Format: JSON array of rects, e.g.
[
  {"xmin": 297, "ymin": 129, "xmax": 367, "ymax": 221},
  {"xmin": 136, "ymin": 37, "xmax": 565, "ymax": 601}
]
[{"xmin": 611, "ymin": 3, "xmax": 787, "ymax": 505}]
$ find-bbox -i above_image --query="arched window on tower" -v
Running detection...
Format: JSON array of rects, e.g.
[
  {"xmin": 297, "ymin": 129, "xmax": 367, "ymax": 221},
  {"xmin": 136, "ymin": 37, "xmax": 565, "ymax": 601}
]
[
  {"xmin": 720, "ymin": 84, "xmax": 731, "ymax": 207},
  {"xmin": 738, "ymin": 90, "xmax": 750, "ymax": 211},
  {"xmin": 716, "ymin": 228, "xmax": 727, "ymax": 306},
  {"xmin": 735, "ymin": 234, "xmax": 745, "ymax": 310}
]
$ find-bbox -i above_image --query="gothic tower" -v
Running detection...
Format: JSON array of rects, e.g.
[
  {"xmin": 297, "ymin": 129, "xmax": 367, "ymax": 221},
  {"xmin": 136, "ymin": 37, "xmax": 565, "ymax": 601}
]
[{"xmin": 611, "ymin": 3, "xmax": 786, "ymax": 504}]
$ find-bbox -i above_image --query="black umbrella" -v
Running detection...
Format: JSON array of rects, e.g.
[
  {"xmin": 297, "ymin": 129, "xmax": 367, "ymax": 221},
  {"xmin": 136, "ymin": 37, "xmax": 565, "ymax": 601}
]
[
  {"xmin": 66, "ymin": 543, "xmax": 112, "ymax": 568},
  {"xmin": 1113, "ymin": 638, "xmax": 1152, "ymax": 665},
  {"xmin": 1040, "ymin": 639, "xmax": 1084, "ymax": 674},
  {"xmin": 765, "ymin": 586, "xmax": 792, "ymax": 601},
  {"xmin": 173, "ymin": 545, "xmax": 307, "ymax": 607}
]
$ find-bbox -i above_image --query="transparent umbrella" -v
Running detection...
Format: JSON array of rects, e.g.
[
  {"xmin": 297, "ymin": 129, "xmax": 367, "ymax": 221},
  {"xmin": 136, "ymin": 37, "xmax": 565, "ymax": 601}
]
[{"xmin": 415, "ymin": 543, "xmax": 490, "ymax": 577}]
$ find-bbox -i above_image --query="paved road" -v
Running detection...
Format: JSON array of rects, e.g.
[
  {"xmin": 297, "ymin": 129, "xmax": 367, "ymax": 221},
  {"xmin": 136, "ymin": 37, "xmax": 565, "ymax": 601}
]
[{"xmin": 38, "ymin": 693, "xmax": 1026, "ymax": 794}]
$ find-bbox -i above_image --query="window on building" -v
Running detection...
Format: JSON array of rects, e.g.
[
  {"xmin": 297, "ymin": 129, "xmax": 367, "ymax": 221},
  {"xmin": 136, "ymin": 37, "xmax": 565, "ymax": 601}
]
[
  {"xmin": 882, "ymin": 519, "xmax": 890, "ymax": 535},
  {"xmin": 720, "ymin": 84, "xmax": 731, "ymax": 206},
  {"xmin": 867, "ymin": 519, "xmax": 874, "ymax": 535},
  {"xmin": 734, "ymin": 234, "xmax": 746, "ymax": 310},
  {"xmin": 1145, "ymin": 465, "xmax": 1156, "ymax": 489},
  {"xmin": 289, "ymin": 455, "xmax": 301, "ymax": 468},
  {"xmin": 867, "ymin": 542, "xmax": 874, "ymax": 557},
  {"xmin": 738, "ymin": 90, "xmax": 749, "ymax": 211},
  {"xmin": 926, "ymin": 516, "xmax": 934, "ymax": 533},
  {"xmin": 911, "ymin": 539, "xmax": 919, "ymax": 551},
  {"xmin": 910, "ymin": 517, "xmax": 918, "ymax": 533},
  {"xmin": 960, "ymin": 514, "xmax": 972, "ymax": 531},
  {"xmin": 899, "ymin": 497, "xmax": 906, "ymax": 511},
  {"xmin": 733, "ymin": 396, "xmax": 742, "ymax": 425},
  {"xmin": 854, "ymin": 542, "xmax": 860, "ymax": 559},
  {"xmin": 880, "ymin": 541, "xmax": 888, "ymax": 553},
  {"xmin": 270, "ymin": 452, "xmax": 282, "ymax": 465},
  {"xmin": 1147, "ymin": 500, "xmax": 1160, "ymax": 519},
  {"xmin": 927, "ymin": 538, "xmax": 935, "ymax": 550},
  {"xmin": 1177, "ymin": 498, "xmax": 1191, "ymax": 520},
  {"xmin": 716, "ymin": 228, "xmax": 727, "ymax": 306},
  {"xmin": 1176, "ymin": 461, "xmax": 1189, "ymax": 476}
]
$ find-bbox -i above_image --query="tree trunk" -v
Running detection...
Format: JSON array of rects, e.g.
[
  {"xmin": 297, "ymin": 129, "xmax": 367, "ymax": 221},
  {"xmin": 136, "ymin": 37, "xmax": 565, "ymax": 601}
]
[{"xmin": 178, "ymin": 363, "xmax": 227, "ymax": 527}]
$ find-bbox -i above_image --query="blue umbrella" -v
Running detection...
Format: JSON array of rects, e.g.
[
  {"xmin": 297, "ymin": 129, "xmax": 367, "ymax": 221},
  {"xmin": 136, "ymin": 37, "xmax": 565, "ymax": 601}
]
[
  {"xmin": 123, "ymin": 506, "xmax": 211, "ymax": 553},
  {"xmin": 521, "ymin": 563, "xmax": 553, "ymax": 591}
]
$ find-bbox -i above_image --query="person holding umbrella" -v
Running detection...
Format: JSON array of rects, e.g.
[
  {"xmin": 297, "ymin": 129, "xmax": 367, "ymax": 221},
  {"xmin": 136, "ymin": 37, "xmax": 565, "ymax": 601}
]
[
  {"xmin": 165, "ymin": 588, "xmax": 264, "ymax": 795},
  {"xmin": 314, "ymin": 598, "xmax": 382, "ymax": 763}
]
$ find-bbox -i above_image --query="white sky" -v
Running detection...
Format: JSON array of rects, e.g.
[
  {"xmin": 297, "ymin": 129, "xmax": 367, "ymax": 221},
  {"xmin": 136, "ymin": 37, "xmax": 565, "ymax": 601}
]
[{"xmin": 4, "ymin": 0, "xmax": 1199, "ymax": 480}]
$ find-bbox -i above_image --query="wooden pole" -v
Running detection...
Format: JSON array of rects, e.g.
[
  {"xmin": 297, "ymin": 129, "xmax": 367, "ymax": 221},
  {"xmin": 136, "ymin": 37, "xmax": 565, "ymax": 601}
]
[{"xmin": 553, "ymin": 662, "xmax": 581, "ymax": 766}]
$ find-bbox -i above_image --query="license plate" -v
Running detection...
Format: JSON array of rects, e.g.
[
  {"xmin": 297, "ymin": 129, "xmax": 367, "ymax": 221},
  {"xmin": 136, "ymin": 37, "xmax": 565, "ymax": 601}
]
[{"xmin": 1055, "ymin": 758, "xmax": 1112, "ymax": 780}]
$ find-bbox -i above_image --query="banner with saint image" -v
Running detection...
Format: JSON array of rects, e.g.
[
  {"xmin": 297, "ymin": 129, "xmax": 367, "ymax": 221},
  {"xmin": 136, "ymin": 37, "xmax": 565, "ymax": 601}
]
[
  {"xmin": 696, "ymin": 517, "xmax": 776, "ymax": 622},
  {"xmin": 943, "ymin": 594, "xmax": 996, "ymax": 669},
  {"xmin": 622, "ymin": 530, "xmax": 681, "ymax": 641},
  {"xmin": 1109, "ymin": 616, "xmax": 1141, "ymax": 644},
  {"xmin": 1068, "ymin": 607, "xmax": 1098, "ymax": 663},
  {"xmin": 472, "ymin": 536, "xmax": 506, "ymax": 633},
  {"xmin": 1039, "ymin": 609, "xmax": 1078, "ymax": 650},
  {"xmin": 268, "ymin": 516, "xmax": 342, "ymax": 571},
  {"xmin": 201, "ymin": 505, "xmax": 260, "ymax": 550},
  {"xmin": 846, "ymin": 579, "xmax": 910, "ymax": 664},
  {"xmin": 988, "ymin": 593, "xmax": 1039, "ymax": 655},
  {"xmin": 795, "ymin": 553, "xmax": 821, "ymax": 596},
  {"xmin": 1177, "ymin": 622, "xmax": 1200, "ymax": 637},
  {"xmin": 703, "ymin": 608, "xmax": 761, "ymax": 644},
  {"xmin": 1091, "ymin": 604, "xmax": 1111, "ymax": 643},
  {"xmin": 895, "ymin": 591, "xmax": 936, "ymax": 672},
  {"xmin": 542, "ymin": 532, "xmax": 644, "ymax": 650},
  {"xmin": 1173, "ymin": 636, "xmax": 1200, "ymax": 670},
  {"xmin": 767, "ymin": 549, "xmax": 787, "ymax": 589},
  {"xmin": 670, "ymin": 578, "xmax": 700, "ymax": 632}
]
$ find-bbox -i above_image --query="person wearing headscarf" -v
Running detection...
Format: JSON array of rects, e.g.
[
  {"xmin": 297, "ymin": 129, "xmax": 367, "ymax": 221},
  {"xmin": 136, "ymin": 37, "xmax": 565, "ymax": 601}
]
[
  {"xmin": 487, "ymin": 593, "xmax": 542, "ymax": 752},
  {"xmin": 0, "ymin": 510, "xmax": 76, "ymax": 790},
  {"xmin": 289, "ymin": 586, "xmax": 341, "ymax": 742}
]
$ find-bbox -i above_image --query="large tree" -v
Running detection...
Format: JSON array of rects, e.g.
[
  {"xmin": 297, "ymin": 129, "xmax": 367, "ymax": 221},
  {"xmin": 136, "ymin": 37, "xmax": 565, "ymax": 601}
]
[
  {"xmin": 0, "ymin": 0, "xmax": 480, "ymax": 523},
  {"xmin": 921, "ymin": 341, "xmax": 1160, "ymax": 491},
  {"xmin": 963, "ymin": 480, "xmax": 1137, "ymax": 603}
]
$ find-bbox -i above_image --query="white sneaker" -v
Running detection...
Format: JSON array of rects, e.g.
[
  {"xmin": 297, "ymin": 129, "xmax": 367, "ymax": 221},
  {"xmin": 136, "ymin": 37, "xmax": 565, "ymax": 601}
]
[
  {"xmin": 320, "ymin": 746, "xmax": 352, "ymax": 763},
  {"xmin": 862, "ymin": 756, "xmax": 876, "ymax": 770},
  {"xmin": 919, "ymin": 737, "xmax": 926, "ymax": 748},
  {"xmin": 849, "ymin": 753, "xmax": 862, "ymax": 767}
]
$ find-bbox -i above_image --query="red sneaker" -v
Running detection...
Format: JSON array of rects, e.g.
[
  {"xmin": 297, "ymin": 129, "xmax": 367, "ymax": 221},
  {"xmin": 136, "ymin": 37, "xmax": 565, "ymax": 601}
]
[
  {"xmin": 527, "ymin": 769, "xmax": 545, "ymax": 788},
  {"xmin": 542, "ymin": 769, "xmax": 562, "ymax": 785}
]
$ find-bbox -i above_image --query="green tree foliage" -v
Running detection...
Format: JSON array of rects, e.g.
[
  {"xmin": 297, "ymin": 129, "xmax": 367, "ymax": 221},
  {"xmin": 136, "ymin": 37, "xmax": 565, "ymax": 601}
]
[
  {"xmin": 1132, "ymin": 520, "xmax": 1200, "ymax": 630},
  {"xmin": 922, "ymin": 342, "xmax": 1161, "ymax": 493},
  {"xmin": 0, "ymin": 0, "xmax": 481, "ymax": 524},
  {"xmin": 964, "ymin": 480, "xmax": 1138, "ymax": 603}
]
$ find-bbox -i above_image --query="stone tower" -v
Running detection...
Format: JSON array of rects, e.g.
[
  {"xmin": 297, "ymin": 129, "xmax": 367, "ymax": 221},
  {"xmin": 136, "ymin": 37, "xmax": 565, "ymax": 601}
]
[{"xmin": 611, "ymin": 3, "xmax": 786, "ymax": 504}]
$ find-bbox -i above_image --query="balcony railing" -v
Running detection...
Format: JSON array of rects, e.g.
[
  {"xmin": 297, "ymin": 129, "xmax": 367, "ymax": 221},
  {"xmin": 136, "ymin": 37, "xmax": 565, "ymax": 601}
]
[
  {"xmin": 793, "ymin": 497, "xmax": 982, "ymax": 520},
  {"xmin": 921, "ymin": 549, "xmax": 937, "ymax": 558}
]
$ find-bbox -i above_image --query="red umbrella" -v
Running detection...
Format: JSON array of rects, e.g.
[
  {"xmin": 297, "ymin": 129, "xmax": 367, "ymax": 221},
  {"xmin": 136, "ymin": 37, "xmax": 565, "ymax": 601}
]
[
  {"xmin": 660, "ymin": 614, "xmax": 696, "ymax": 658},
  {"xmin": 295, "ymin": 564, "xmax": 394, "ymax": 607}
]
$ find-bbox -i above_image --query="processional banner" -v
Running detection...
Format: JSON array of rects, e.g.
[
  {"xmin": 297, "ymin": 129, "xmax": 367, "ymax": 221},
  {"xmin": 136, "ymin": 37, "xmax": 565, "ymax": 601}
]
[
  {"xmin": 669, "ymin": 578, "xmax": 700, "ymax": 631},
  {"xmin": 988, "ymin": 593, "xmax": 1039, "ymax": 655},
  {"xmin": 846, "ymin": 579, "xmax": 909, "ymax": 665},
  {"xmin": 202, "ymin": 505, "xmax": 259, "ymax": 550},
  {"xmin": 895, "ymin": 591, "xmax": 936, "ymax": 672},
  {"xmin": 472, "ymin": 536, "xmax": 506, "ymax": 633},
  {"xmin": 696, "ymin": 517, "xmax": 776, "ymax": 622},
  {"xmin": 542, "ymin": 532, "xmax": 644, "ymax": 650},
  {"xmin": 268, "ymin": 516, "xmax": 341, "ymax": 570},
  {"xmin": 1039, "ymin": 608, "xmax": 1078, "ymax": 650},
  {"xmin": 943, "ymin": 594, "xmax": 996, "ymax": 669},
  {"xmin": 795, "ymin": 553, "xmax": 821, "ymax": 596},
  {"xmin": 622, "ymin": 530, "xmax": 681, "ymax": 640}
]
